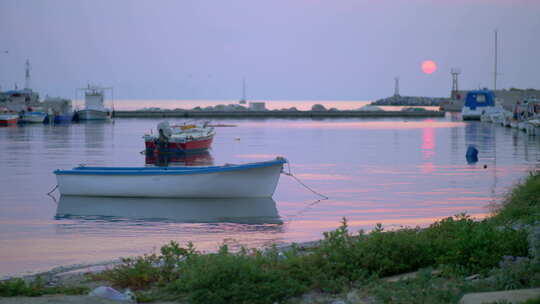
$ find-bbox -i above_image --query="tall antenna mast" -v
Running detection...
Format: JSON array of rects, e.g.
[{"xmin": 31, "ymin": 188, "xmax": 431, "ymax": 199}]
[
  {"xmin": 493, "ymin": 30, "xmax": 498, "ymax": 91},
  {"xmin": 242, "ymin": 78, "xmax": 246, "ymax": 101},
  {"xmin": 451, "ymin": 68, "xmax": 461, "ymax": 99},
  {"xmin": 239, "ymin": 78, "xmax": 247, "ymax": 104},
  {"xmin": 24, "ymin": 59, "xmax": 31, "ymax": 90}
]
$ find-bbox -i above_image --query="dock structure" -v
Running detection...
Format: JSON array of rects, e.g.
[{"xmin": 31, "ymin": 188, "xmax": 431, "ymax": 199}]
[
  {"xmin": 113, "ymin": 110, "xmax": 445, "ymax": 118},
  {"xmin": 443, "ymin": 89, "xmax": 540, "ymax": 112}
]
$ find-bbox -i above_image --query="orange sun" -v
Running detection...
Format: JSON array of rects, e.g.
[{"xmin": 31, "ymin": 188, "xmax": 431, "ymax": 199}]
[{"xmin": 421, "ymin": 60, "xmax": 437, "ymax": 74}]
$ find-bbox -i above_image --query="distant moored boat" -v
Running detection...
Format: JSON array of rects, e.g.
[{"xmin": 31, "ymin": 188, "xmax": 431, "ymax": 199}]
[
  {"xmin": 75, "ymin": 85, "xmax": 113, "ymax": 121},
  {"xmin": 0, "ymin": 109, "xmax": 19, "ymax": 126},
  {"xmin": 461, "ymin": 90, "xmax": 502, "ymax": 121},
  {"xmin": 143, "ymin": 121, "xmax": 215, "ymax": 154},
  {"xmin": 43, "ymin": 96, "xmax": 74, "ymax": 123},
  {"xmin": 19, "ymin": 111, "xmax": 47, "ymax": 123}
]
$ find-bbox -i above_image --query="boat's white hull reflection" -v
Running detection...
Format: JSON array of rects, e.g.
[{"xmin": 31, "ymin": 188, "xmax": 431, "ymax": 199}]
[{"xmin": 56, "ymin": 195, "xmax": 282, "ymax": 224}]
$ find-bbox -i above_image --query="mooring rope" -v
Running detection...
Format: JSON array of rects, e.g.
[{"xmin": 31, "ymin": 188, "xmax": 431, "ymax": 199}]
[
  {"xmin": 47, "ymin": 184, "xmax": 58, "ymax": 196},
  {"xmin": 281, "ymin": 198, "xmax": 324, "ymax": 225},
  {"xmin": 282, "ymin": 161, "xmax": 329, "ymax": 200},
  {"xmin": 46, "ymin": 184, "xmax": 59, "ymax": 203}
]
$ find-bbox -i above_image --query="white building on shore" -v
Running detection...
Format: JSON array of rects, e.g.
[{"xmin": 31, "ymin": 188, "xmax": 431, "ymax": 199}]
[{"xmin": 249, "ymin": 102, "xmax": 266, "ymax": 111}]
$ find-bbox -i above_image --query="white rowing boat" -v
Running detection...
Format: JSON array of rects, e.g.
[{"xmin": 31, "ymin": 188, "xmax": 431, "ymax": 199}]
[{"xmin": 54, "ymin": 157, "xmax": 287, "ymax": 198}]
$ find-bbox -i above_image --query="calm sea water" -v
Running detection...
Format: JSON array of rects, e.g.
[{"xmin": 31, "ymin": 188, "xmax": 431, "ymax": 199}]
[{"xmin": 1, "ymin": 106, "xmax": 539, "ymax": 277}]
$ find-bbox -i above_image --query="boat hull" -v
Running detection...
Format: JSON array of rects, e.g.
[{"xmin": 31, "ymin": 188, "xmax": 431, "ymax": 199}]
[
  {"xmin": 54, "ymin": 113, "xmax": 74, "ymax": 123},
  {"xmin": 76, "ymin": 109, "xmax": 111, "ymax": 120},
  {"xmin": 144, "ymin": 135, "xmax": 214, "ymax": 153},
  {"xmin": 55, "ymin": 159, "xmax": 285, "ymax": 198},
  {"xmin": 19, "ymin": 112, "xmax": 47, "ymax": 123},
  {"xmin": 0, "ymin": 114, "xmax": 19, "ymax": 126},
  {"xmin": 461, "ymin": 107, "xmax": 487, "ymax": 120}
]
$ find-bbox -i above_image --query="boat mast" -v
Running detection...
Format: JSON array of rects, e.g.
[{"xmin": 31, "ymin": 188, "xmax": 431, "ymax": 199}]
[
  {"xmin": 493, "ymin": 30, "xmax": 498, "ymax": 91},
  {"xmin": 24, "ymin": 59, "xmax": 31, "ymax": 90},
  {"xmin": 242, "ymin": 78, "xmax": 246, "ymax": 101}
]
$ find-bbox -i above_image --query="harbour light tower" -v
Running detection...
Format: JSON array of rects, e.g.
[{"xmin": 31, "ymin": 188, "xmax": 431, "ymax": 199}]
[
  {"xmin": 239, "ymin": 78, "xmax": 246, "ymax": 104},
  {"xmin": 24, "ymin": 59, "xmax": 31, "ymax": 90},
  {"xmin": 450, "ymin": 68, "xmax": 461, "ymax": 99},
  {"xmin": 394, "ymin": 77, "xmax": 400, "ymax": 97}
]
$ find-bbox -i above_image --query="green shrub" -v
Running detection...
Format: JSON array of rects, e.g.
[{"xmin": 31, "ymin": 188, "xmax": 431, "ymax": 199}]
[
  {"xmin": 523, "ymin": 296, "xmax": 540, "ymax": 304},
  {"xmin": 305, "ymin": 215, "xmax": 527, "ymax": 287},
  {"xmin": 423, "ymin": 214, "xmax": 528, "ymax": 273},
  {"xmin": 308, "ymin": 219, "xmax": 434, "ymax": 289},
  {"xmin": 88, "ymin": 193, "xmax": 532, "ymax": 301},
  {"xmin": 350, "ymin": 225, "xmax": 433, "ymax": 276},
  {"xmin": 92, "ymin": 241, "xmax": 197, "ymax": 291},
  {"xmin": 91, "ymin": 254, "xmax": 162, "ymax": 290},
  {"xmin": 490, "ymin": 257, "xmax": 540, "ymax": 290},
  {"xmin": 368, "ymin": 269, "xmax": 465, "ymax": 304},
  {"xmin": 0, "ymin": 277, "xmax": 88, "ymax": 297},
  {"xmin": 492, "ymin": 171, "xmax": 540, "ymax": 225},
  {"xmin": 0, "ymin": 278, "xmax": 44, "ymax": 297},
  {"xmin": 170, "ymin": 245, "xmax": 308, "ymax": 304}
]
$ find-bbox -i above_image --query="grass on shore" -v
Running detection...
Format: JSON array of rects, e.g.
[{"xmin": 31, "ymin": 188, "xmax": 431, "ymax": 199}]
[
  {"xmin": 2, "ymin": 171, "xmax": 539, "ymax": 303},
  {"xmin": 0, "ymin": 277, "xmax": 89, "ymax": 297},
  {"xmin": 88, "ymin": 172, "xmax": 538, "ymax": 303},
  {"xmin": 491, "ymin": 170, "xmax": 540, "ymax": 226},
  {"xmin": 89, "ymin": 214, "xmax": 529, "ymax": 304}
]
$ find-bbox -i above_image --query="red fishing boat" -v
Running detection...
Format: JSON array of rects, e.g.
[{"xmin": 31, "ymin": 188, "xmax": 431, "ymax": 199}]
[
  {"xmin": 145, "ymin": 151, "xmax": 214, "ymax": 167},
  {"xmin": 0, "ymin": 108, "xmax": 19, "ymax": 126},
  {"xmin": 143, "ymin": 121, "xmax": 215, "ymax": 154}
]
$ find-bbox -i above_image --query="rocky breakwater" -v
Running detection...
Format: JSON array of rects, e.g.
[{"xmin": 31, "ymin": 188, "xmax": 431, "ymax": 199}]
[
  {"xmin": 114, "ymin": 103, "xmax": 445, "ymax": 118},
  {"xmin": 372, "ymin": 95, "xmax": 449, "ymax": 106}
]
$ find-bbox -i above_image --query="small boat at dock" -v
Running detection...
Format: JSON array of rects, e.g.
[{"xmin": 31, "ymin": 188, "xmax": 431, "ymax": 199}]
[
  {"xmin": 54, "ymin": 157, "xmax": 287, "ymax": 198},
  {"xmin": 43, "ymin": 96, "xmax": 74, "ymax": 123},
  {"xmin": 75, "ymin": 85, "xmax": 113, "ymax": 121},
  {"xmin": 461, "ymin": 90, "xmax": 502, "ymax": 120},
  {"xmin": 524, "ymin": 119, "xmax": 540, "ymax": 136},
  {"xmin": 0, "ymin": 108, "xmax": 19, "ymax": 126},
  {"xmin": 19, "ymin": 111, "xmax": 47, "ymax": 123}
]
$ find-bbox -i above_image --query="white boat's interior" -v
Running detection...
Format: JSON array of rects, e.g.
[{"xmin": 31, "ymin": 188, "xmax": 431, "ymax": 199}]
[
  {"xmin": 143, "ymin": 121, "xmax": 215, "ymax": 141},
  {"xmin": 63, "ymin": 158, "xmax": 286, "ymax": 174}
]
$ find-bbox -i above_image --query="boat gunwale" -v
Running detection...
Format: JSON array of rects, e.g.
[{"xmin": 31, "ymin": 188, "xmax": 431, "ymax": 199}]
[
  {"xmin": 54, "ymin": 159, "xmax": 286, "ymax": 176},
  {"xmin": 143, "ymin": 133, "xmax": 215, "ymax": 143}
]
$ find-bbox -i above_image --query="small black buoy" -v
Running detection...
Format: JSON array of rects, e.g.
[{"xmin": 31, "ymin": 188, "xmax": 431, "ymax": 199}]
[{"xmin": 484, "ymin": 164, "xmax": 487, "ymax": 169}]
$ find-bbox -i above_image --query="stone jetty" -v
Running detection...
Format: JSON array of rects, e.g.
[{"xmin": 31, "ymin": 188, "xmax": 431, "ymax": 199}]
[{"xmin": 113, "ymin": 109, "xmax": 445, "ymax": 118}]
